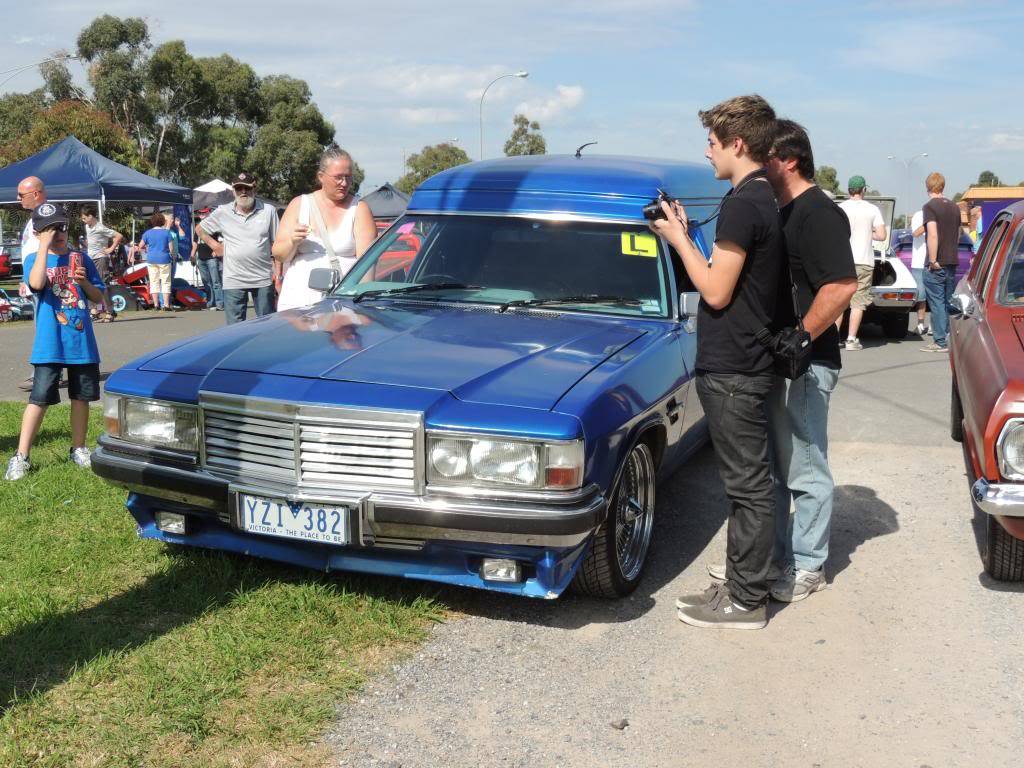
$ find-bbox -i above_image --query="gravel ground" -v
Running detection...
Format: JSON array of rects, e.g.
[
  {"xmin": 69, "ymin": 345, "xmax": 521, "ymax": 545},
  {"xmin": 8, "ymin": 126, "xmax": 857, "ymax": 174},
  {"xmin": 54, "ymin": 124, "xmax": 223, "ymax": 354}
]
[{"xmin": 328, "ymin": 328, "xmax": 1024, "ymax": 767}]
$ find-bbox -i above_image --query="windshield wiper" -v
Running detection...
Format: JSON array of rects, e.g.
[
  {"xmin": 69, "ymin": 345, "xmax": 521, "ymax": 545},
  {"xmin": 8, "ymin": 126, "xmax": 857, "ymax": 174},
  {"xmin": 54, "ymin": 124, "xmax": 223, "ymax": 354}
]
[
  {"xmin": 498, "ymin": 294, "xmax": 642, "ymax": 312},
  {"xmin": 352, "ymin": 282, "xmax": 480, "ymax": 303}
]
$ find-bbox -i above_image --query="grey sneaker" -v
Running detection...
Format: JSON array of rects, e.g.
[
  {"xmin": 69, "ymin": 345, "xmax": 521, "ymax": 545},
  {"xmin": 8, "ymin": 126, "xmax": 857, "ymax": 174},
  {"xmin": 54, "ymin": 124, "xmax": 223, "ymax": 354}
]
[
  {"xmin": 921, "ymin": 342, "xmax": 948, "ymax": 353},
  {"xmin": 770, "ymin": 567, "xmax": 828, "ymax": 603},
  {"xmin": 69, "ymin": 446, "xmax": 92, "ymax": 469},
  {"xmin": 676, "ymin": 581, "xmax": 728, "ymax": 610},
  {"xmin": 706, "ymin": 561, "xmax": 787, "ymax": 583},
  {"xmin": 844, "ymin": 337, "xmax": 863, "ymax": 351},
  {"xmin": 677, "ymin": 587, "xmax": 767, "ymax": 630},
  {"xmin": 5, "ymin": 452, "xmax": 31, "ymax": 481}
]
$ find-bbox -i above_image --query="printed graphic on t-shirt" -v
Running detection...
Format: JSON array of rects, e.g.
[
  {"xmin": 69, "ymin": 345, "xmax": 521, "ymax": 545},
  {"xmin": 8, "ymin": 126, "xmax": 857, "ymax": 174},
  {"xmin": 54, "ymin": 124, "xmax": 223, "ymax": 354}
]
[{"xmin": 47, "ymin": 253, "xmax": 87, "ymax": 329}]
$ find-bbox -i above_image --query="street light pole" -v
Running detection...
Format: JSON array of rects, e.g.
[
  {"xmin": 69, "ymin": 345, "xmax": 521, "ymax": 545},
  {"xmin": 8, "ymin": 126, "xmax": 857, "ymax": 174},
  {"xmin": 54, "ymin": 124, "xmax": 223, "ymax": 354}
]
[
  {"xmin": 479, "ymin": 70, "xmax": 528, "ymax": 161},
  {"xmin": 887, "ymin": 152, "xmax": 928, "ymax": 228},
  {"xmin": 0, "ymin": 54, "xmax": 80, "ymax": 91}
]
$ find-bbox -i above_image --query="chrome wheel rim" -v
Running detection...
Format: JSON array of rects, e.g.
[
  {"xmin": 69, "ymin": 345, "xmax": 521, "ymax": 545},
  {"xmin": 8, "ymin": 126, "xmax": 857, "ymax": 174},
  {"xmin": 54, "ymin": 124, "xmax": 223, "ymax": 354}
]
[{"xmin": 614, "ymin": 442, "xmax": 655, "ymax": 581}]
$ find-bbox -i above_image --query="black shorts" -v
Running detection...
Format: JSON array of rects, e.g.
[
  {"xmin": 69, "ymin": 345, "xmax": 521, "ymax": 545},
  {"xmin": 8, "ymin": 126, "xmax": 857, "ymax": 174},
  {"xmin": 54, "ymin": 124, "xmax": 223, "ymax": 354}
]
[{"xmin": 30, "ymin": 363, "xmax": 101, "ymax": 406}]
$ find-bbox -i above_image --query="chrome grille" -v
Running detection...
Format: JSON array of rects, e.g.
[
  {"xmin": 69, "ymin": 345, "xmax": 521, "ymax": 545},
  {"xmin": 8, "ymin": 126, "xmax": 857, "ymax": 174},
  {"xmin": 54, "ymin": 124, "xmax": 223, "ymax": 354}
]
[{"xmin": 200, "ymin": 393, "xmax": 422, "ymax": 493}]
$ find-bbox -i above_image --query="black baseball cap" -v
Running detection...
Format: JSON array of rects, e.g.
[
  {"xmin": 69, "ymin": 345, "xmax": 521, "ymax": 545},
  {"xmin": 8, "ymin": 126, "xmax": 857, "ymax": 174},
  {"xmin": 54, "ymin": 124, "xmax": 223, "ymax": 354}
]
[
  {"xmin": 32, "ymin": 202, "xmax": 69, "ymax": 231},
  {"xmin": 231, "ymin": 171, "xmax": 257, "ymax": 188}
]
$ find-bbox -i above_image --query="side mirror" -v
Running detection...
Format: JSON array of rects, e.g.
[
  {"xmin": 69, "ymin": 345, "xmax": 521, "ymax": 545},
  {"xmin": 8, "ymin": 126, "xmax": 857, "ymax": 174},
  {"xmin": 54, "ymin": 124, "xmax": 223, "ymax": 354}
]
[
  {"xmin": 308, "ymin": 268, "xmax": 339, "ymax": 292},
  {"xmin": 949, "ymin": 293, "xmax": 973, "ymax": 318},
  {"xmin": 679, "ymin": 291, "xmax": 700, "ymax": 319}
]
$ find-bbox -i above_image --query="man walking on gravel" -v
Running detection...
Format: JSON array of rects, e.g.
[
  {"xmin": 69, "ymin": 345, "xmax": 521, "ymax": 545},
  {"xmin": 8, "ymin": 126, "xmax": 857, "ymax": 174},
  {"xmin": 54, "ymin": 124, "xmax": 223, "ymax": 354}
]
[
  {"xmin": 763, "ymin": 120, "xmax": 857, "ymax": 603},
  {"xmin": 650, "ymin": 94, "xmax": 784, "ymax": 630}
]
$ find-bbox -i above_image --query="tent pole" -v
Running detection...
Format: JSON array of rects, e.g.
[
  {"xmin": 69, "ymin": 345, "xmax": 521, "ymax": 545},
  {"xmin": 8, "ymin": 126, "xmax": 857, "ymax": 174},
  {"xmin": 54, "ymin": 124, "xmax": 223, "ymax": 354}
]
[{"xmin": 99, "ymin": 191, "xmax": 106, "ymax": 223}]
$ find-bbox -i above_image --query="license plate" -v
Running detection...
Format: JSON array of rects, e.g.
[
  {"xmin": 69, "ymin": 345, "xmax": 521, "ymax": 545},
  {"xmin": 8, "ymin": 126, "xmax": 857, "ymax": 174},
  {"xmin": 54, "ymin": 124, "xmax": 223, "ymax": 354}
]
[{"xmin": 239, "ymin": 493, "xmax": 350, "ymax": 545}]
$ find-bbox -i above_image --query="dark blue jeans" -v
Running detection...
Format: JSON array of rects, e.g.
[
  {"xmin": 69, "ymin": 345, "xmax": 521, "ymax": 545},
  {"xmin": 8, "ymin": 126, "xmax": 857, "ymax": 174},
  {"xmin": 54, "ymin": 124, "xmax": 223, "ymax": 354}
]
[
  {"xmin": 224, "ymin": 285, "xmax": 275, "ymax": 325},
  {"xmin": 696, "ymin": 370, "xmax": 777, "ymax": 608},
  {"xmin": 923, "ymin": 265, "xmax": 958, "ymax": 348},
  {"xmin": 196, "ymin": 257, "xmax": 223, "ymax": 309}
]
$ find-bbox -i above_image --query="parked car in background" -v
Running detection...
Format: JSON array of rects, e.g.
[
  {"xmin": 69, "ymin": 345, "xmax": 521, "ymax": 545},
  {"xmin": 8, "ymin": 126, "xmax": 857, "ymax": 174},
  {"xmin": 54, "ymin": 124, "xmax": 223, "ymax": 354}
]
[
  {"xmin": 891, "ymin": 229, "xmax": 974, "ymax": 288},
  {"xmin": 949, "ymin": 201, "xmax": 1024, "ymax": 580},
  {"xmin": 93, "ymin": 154, "xmax": 728, "ymax": 599},
  {"xmin": 0, "ymin": 287, "xmax": 33, "ymax": 320},
  {"xmin": 1, "ymin": 241, "xmax": 23, "ymax": 278},
  {"xmin": 0, "ymin": 249, "xmax": 10, "ymax": 279}
]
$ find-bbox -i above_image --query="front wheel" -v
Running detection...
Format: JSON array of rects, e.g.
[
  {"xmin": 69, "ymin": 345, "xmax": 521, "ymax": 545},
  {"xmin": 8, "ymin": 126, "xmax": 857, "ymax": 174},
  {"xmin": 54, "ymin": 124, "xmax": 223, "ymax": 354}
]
[
  {"xmin": 573, "ymin": 441, "xmax": 656, "ymax": 598},
  {"xmin": 108, "ymin": 285, "xmax": 137, "ymax": 313},
  {"xmin": 950, "ymin": 382, "xmax": 964, "ymax": 443},
  {"xmin": 984, "ymin": 515, "xmax": 1024, "ymax": 581}
]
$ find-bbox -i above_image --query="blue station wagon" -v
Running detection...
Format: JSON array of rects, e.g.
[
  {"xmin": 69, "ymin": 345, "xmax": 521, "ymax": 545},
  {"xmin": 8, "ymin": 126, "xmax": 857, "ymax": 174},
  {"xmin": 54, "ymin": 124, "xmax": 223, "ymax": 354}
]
[{"xmin": 93, "ymin": 155, "xmax": 728, "ymax": 598}]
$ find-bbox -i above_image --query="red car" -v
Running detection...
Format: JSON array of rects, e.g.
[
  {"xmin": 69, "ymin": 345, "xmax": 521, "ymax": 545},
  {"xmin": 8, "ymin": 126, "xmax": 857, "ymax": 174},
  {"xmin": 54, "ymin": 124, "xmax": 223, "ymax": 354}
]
[{"xmin": 950, "ymin": 201, "xmax": 1024, "ymax": 580}]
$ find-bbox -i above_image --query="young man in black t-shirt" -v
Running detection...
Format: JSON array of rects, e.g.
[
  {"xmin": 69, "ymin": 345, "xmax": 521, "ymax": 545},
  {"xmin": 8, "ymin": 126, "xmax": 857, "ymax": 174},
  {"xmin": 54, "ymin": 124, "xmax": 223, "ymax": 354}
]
[
  {"xmin": 651, "ymin": 94, "xmax": 784, "ymax": 630},
  {"xmin": 764, "ymin": 120, "xmax": 857, "ymax": 603}
]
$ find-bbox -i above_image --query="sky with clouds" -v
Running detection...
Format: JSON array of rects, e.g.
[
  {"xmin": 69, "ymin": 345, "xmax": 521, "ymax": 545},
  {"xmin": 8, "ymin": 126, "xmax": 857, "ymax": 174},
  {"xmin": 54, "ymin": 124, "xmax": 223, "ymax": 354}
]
[{"xmin": 3, "ymin": 0, "xmax": 1023, "ymax": 214}]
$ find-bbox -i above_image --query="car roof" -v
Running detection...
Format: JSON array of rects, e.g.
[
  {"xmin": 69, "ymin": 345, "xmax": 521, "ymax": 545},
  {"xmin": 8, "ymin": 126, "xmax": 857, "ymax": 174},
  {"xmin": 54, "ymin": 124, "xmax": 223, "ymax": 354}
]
[{"xmin": 407, "ymin": 154, "xmax": 730, "ymax": 222}]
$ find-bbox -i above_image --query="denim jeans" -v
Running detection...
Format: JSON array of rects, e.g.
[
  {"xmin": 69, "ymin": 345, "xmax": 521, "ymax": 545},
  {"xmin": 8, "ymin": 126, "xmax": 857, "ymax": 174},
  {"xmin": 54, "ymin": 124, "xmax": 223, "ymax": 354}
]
[
  {"xmin": 923, "ymin": 265, "xmax": 958, "ymax": 348},
  {"xmin": 696, "ymin": 370, "xmax": 777, "ymax": 608},
  {"xmin": 768, "ymin": 362, "xmax": 840, "ymax": 573},
  {"xmin": 223, "ymin": 285, "xmax": 275, "ymax": 325},
  {"xmin": 196, "ymin": 258, "xmax": 223, "ymax": 309}
]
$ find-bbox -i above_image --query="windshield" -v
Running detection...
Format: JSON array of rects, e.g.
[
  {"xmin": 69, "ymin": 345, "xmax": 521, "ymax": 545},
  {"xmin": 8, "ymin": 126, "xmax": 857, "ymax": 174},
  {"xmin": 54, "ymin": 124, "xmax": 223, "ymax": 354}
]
[{"xmin": 336, "ymin": 215, "xmax": 672, "ymax": 317}]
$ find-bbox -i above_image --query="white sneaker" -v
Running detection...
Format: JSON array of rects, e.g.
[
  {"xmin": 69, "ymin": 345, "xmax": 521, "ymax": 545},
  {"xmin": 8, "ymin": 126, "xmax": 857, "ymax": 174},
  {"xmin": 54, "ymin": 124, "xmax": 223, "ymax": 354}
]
[
  {"xmin": 5, "ymin": 452, "xmax": 31, "ymax": 480},
  {"xmin": 844, "ymin": 337, "xmax": 863, "ymax": 351},
  {"xmin": 69, "ymin": 446, "xmax": 92, "ymax": 469},
  {"xmin": 914, "ymin": 322, "xmax": 929, "ymax": 336},
  {"xmin": 770, "ymin": 567, "xmax": 828, "ymax": 603}
]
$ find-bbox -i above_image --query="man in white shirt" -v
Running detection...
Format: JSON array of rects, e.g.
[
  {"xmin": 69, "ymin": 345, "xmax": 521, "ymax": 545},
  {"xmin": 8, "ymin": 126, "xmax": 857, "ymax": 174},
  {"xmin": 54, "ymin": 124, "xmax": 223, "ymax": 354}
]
[
  {"xmin": 910, "ymin": 209, "xmax": 928, "ymax": 335},
  {"xmin": 837, "ymin": 175, "xmax": 886, "ymax": 351}
]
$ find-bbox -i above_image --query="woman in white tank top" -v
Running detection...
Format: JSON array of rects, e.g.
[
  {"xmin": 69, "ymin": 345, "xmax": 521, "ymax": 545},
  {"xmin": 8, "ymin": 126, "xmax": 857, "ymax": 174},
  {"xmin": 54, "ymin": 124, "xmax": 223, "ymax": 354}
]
[{"xmin": 273, "ymin": 148, "xmax": 377, "ymax": 311}]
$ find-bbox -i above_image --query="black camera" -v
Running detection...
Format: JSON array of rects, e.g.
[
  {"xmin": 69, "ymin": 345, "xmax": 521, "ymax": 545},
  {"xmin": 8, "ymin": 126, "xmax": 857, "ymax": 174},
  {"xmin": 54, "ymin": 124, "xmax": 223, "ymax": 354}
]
[{"xmin": 642, "ymin": 188, "xmax": 677, "ymax": 221}]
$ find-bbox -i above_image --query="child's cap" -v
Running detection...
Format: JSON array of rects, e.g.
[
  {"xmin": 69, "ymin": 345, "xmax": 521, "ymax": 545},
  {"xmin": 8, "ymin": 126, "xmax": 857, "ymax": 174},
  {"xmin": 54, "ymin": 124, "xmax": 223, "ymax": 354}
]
[{"xmin": 32, "ymin": 202, "xmax": 69, "ymax": 231}]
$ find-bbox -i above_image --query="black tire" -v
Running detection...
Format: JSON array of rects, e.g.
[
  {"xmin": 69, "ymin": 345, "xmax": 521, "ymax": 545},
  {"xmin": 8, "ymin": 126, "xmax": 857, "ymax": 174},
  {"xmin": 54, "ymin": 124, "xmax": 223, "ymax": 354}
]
[
  {"xmin": 950, "ymin": 382, "xmax": 964, "ymax": 443},
  {"xmin": 108, "ymin": 285, "xmax": 137, "ymax": 313},
  {"xmin": 881, "ymin": 312, "xmax": 909, "ymax": 339},
  {"xmin": 573, "ymin": 441, "xmax": 656, "ymax": 598},
  {"xmin": 983, "ymin": 515, "xmax": 1024, "ymax": 581}
]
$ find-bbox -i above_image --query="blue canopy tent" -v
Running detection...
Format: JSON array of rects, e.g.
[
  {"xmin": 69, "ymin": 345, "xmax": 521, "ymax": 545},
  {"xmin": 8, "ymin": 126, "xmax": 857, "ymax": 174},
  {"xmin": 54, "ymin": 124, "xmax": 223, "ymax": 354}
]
[{"xmin": 0, "ymin": 135, "xmax": 191, "ymax": 220}]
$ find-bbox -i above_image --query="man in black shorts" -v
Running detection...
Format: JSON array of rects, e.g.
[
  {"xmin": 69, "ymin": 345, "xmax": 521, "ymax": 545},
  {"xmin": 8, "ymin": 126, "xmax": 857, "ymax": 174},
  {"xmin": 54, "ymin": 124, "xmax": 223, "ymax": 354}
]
[
  {"xmin": 763, "ymin": 119, "xmax": 857, "ymax": 602},
  {"xmin": 651, "ymin": 94, "xmax": 785, "ymax": 629}
]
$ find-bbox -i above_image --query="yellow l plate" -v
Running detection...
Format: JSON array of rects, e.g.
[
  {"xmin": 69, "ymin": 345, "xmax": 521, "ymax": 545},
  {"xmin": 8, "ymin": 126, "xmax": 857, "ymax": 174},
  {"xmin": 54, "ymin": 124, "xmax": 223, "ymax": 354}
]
[{"xmin": 621, "ymin": 232, "xmax": 658, "ymax": 257}]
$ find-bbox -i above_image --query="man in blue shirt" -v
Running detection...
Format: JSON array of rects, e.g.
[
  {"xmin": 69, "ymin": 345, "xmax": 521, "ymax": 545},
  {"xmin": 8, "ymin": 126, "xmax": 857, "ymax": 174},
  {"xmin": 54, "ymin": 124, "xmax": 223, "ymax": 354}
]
[{"xmin": 5, "ymin": 203, "xmax": 106, "ymax": 481}]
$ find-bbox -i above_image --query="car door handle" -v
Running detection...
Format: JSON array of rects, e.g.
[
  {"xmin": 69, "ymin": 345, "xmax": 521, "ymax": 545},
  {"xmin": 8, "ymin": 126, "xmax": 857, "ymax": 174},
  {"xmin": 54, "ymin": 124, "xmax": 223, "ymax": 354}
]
[{"xmin": 667, "ymin": 397, "xmax": 680, "ymax": 424}]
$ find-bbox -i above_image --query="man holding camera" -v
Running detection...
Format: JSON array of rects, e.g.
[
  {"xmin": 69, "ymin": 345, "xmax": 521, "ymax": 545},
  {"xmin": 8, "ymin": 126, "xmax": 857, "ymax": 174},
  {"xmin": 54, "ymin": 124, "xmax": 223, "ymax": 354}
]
[
  {"xmin": 763, "ymin": 120, "xmax": 857, "ymax": 602},
  {"xmin": 650, "ymin": 94, "xmax": 784, "ymax": 630}
]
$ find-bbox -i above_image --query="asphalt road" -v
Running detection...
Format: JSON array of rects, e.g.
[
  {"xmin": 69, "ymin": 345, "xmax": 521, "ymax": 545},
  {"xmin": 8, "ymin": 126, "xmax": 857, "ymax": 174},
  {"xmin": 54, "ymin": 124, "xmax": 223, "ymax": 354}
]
[
  {"xmin": 3, "ymin": 311, "xmax": 1020, "ymax": 766},
  {"xmin": 0, "ymin": 308, "xmax": 228, "ymax": 401}
]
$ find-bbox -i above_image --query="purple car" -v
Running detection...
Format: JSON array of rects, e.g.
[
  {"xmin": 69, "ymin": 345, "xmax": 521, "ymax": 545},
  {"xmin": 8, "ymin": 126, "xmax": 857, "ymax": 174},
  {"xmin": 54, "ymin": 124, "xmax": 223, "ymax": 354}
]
[{"xmin": 890, "ymin": 229, "xmax": 974, "ymax": 286}]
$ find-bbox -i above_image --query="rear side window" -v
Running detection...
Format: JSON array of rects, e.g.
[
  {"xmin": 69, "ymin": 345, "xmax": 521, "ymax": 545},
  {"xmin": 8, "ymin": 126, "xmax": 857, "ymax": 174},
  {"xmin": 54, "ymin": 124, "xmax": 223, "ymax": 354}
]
[
  {"xmin": 996, "ymin": 224, "xmax": 1024, "ymax": 305},
  {"xmin": 974, "ymin": 215, "xmax": 1012, "ymax": 301}
]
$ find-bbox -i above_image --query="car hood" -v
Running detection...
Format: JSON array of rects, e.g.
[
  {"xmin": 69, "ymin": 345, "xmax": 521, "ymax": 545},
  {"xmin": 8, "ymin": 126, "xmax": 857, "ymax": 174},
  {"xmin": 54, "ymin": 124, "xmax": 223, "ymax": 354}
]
[{"xmin": 138, "ymin": 300, "xmax": 647, "ymax": 410}]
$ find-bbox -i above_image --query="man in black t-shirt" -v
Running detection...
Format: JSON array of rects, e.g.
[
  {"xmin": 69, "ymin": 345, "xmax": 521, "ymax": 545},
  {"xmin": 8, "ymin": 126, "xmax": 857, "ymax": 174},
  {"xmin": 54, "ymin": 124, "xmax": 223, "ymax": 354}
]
[
  {"xmin": 651, "ymin": 94, "xmax": 784, "ymax": 630},
  {"xmin": 764, "ymin": 120, "xmax": 857, "ymax": 603}
]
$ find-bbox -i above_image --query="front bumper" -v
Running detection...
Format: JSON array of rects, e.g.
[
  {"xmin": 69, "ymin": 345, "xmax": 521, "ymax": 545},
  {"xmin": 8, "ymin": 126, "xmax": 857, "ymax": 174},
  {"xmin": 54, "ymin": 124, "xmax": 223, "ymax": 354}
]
[
  {"xmin": 91, "ymin": 437, "xmax": 605, "ymax": 549},
  {"xmin": 971, "ymin": 478, "xmax": 1024, "ymax": 517}
]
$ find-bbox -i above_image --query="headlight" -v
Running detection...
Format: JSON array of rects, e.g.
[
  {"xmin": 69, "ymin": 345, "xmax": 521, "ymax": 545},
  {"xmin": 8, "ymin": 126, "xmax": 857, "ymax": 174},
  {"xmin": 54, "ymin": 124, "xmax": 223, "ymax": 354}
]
[
  {"xmin": 999, "ymin": 419, "xmax": 1024, "ymax": 479},
  {"xmin": 106, "ymin": 393, "xmax": 198, "ymax": 453},
  {"xmin": 427, "ymin": 434, "xmax": 583, "ymax": 490}
]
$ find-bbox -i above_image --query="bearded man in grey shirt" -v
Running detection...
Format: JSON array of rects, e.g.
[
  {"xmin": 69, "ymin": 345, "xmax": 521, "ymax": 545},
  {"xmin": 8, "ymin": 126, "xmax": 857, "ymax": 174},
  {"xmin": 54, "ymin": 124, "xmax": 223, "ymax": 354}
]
[{"xmin": 198, "ymin": 171, "xmax": 280, "ymax": 324}]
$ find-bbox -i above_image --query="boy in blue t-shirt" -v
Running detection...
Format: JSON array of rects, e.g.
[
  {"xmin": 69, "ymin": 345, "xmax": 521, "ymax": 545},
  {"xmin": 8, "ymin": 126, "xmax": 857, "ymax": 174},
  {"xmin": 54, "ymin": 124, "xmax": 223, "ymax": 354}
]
[{"xmin": 6, "ymin": 203, "xmax": 107, "ymax": 481}]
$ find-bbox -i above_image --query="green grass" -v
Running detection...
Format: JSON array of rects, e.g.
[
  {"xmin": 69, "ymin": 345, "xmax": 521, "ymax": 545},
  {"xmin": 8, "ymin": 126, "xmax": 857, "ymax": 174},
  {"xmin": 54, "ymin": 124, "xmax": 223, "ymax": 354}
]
[{"xmin": 0, "ymin": 403, "xmax": 445, "ymax": 767}]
